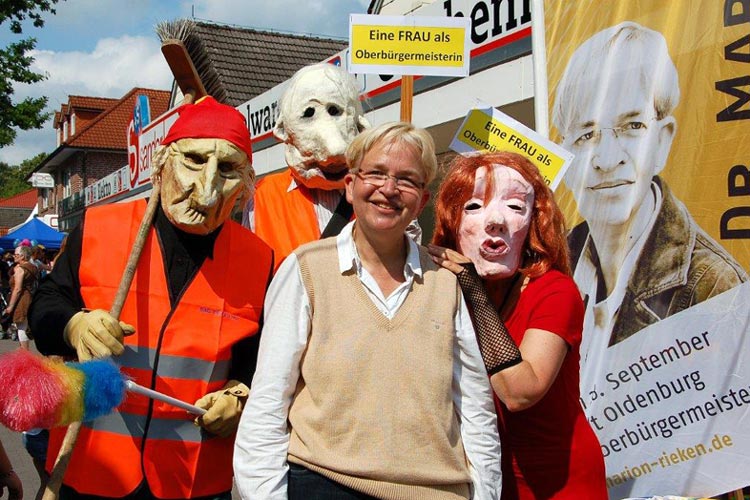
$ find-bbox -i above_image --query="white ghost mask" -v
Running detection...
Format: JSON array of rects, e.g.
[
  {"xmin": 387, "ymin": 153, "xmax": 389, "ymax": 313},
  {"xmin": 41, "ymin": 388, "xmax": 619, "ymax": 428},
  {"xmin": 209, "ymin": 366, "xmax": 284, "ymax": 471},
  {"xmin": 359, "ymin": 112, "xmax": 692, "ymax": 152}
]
[{"xmin": 274, "ymin": 63, "xmax": 370, "ymax": 190}]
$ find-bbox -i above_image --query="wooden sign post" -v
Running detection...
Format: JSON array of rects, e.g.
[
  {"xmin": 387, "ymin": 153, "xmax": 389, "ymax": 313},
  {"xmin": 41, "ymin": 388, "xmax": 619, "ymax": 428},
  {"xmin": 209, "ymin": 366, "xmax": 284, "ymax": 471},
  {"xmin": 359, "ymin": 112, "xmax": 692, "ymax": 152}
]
[{"xmin": 400, "ymin": 75, "xmax": 414, "ymax": 122}]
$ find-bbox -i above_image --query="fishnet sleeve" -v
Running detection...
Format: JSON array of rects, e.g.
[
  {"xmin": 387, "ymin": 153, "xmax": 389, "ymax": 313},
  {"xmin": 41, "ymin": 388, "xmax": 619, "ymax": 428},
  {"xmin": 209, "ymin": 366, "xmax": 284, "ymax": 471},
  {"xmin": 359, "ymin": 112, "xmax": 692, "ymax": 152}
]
[{"xmin": 457, "ymin": 263, "xmax": 522, "ymax": 375}]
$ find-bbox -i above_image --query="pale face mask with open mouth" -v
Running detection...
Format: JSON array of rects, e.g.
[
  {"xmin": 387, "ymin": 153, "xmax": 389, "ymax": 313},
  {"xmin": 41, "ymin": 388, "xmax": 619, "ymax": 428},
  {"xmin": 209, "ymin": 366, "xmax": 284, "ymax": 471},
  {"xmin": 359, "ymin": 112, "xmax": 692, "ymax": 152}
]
[{"xmin": 458, "ymin": 164, "xmax": 534, "ymax": 281}]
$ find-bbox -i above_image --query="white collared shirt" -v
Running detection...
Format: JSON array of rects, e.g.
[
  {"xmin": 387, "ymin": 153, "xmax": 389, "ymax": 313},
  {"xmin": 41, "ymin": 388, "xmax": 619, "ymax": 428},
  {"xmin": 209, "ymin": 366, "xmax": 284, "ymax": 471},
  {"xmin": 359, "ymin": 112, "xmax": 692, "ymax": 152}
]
[
  {"xmin": 234, "ymin": 220, "xmax": 501, "ymax": 500},
  {"xmin": 337, "ymin": 220, "xmax": 422, "ymax": 318},
  {"xmin": 577, "ymin": 182, "xmax": 663, "ymax": 392}
]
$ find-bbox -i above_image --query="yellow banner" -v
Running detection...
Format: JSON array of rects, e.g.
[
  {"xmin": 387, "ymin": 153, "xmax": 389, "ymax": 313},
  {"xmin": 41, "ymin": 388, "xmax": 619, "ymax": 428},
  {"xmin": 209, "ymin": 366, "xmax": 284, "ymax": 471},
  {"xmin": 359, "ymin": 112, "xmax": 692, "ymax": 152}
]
[
  {"xmin": 351, "ymin": 25, "xmax": 466, "ymax": 68},
  {"xmin": 544, "ymin": 1, "xmax": 750, "ymax": 497}
]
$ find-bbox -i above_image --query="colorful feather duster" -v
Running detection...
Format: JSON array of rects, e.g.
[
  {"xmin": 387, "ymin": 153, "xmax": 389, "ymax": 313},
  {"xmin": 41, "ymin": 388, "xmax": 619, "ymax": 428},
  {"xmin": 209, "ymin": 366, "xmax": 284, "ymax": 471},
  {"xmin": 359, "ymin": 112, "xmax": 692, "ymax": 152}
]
[
  {"xmin": 0, "ymin": 349, "xmax": 125, "ymax": 432},
  {"xmin": 0, "ymin": 349, "xmax": 206, "ymax": 433}
]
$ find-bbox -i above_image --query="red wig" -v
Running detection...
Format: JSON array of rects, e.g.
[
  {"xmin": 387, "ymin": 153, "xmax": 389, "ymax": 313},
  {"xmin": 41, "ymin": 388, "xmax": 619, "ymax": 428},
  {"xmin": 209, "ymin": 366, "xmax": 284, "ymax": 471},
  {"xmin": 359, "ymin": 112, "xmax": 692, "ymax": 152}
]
[{"xmin": 432, "ymin": 151, "xmax": 571, "ymax": 278}]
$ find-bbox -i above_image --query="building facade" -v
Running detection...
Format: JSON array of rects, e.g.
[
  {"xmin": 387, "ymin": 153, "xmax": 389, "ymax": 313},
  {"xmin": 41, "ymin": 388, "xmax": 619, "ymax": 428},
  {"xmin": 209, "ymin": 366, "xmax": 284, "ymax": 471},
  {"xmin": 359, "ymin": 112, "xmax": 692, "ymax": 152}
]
[{"xmin": 29, "ymin": 90, "xmax": 170, "ymax": 231}]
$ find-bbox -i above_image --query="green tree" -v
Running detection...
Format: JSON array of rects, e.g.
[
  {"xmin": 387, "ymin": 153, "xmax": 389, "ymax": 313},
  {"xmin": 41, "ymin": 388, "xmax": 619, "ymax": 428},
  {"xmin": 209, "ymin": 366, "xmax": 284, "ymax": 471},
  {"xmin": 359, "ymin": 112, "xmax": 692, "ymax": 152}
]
[
  {"xmin": 0, "ymin": 0, "xmax": 60, "ymax": 148},
  {"xmin": 0, "ymin": 152, "xmax": 46, "ymax": 198}
]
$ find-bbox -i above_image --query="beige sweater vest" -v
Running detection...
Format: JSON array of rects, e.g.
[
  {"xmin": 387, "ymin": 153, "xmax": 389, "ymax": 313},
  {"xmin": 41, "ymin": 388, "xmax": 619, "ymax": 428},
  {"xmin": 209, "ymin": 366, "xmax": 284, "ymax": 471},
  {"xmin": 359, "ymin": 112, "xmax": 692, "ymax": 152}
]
[{"xmin": 288, "ymin": 238, "xmax": 471, "ymax": 500}]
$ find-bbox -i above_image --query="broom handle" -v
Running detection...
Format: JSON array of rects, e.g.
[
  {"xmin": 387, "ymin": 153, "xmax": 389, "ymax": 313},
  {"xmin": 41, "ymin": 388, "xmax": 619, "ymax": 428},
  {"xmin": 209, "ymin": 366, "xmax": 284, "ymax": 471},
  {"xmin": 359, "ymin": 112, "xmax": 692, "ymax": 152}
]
[
  {"xmin": 43, "ymin": 185, "xmax": 162, "ymax": 500},
  {"xmin": 41, "ymin": 421, "xmax": 81, "ymax": 500},
  {"xmin": 110, "ymin": 187, "xmax": 161, "ymax": 318},
  {"xmin": 110, "ymin": 87, "xmax": 196, "ymax": 316},
  {"xmin": 126, "ymin": 380, "xmax": 206, "ymax": 416}
]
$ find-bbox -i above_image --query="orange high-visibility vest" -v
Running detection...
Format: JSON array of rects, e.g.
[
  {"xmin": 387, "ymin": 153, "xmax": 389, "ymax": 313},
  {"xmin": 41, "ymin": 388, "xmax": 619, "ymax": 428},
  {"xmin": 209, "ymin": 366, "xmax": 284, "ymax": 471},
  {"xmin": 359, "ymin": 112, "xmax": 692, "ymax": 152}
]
[
  {"xmin": 254, "ymin": 169, "xmax": 330, "ymax": 271},
  {"xmin": 47, "ymin": 200, "xmax": 272, "ymax": 499}
]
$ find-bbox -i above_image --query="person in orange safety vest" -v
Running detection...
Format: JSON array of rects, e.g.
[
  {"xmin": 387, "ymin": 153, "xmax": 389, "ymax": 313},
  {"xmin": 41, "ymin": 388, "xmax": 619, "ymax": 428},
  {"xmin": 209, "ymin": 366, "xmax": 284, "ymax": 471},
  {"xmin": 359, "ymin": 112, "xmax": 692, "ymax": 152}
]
[
  {"xmin": 29, "ymin": 96, "xmax": 274, "ymax": 500},
  {"xmin": 243, "ymin": 63, "xmax": 371, "ymax": 271}
]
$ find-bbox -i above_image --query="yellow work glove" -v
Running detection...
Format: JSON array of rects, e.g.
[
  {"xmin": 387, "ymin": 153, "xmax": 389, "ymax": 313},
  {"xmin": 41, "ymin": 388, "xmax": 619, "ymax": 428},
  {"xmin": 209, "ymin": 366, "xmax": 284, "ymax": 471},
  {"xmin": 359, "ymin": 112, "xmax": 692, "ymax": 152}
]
[
  {"xmin": 63, "ymin": 309, "xmax": 135, "ymax": 361},
  {"xmin": 194, "ymin": 380, "xmax": 249, "ymax": 438}
]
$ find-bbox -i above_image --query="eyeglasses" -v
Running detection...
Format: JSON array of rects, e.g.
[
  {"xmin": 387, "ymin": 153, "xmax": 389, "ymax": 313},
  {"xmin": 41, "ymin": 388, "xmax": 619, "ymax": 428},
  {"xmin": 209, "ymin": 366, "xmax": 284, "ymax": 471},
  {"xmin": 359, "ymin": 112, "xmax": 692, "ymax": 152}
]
[
  {"xmin": 571, "ymin": 118, "xmax": 656, "ymax": 149},
  {"xmin": 356, "ymin": 170, "xmax": 425, "ymax": 194}
]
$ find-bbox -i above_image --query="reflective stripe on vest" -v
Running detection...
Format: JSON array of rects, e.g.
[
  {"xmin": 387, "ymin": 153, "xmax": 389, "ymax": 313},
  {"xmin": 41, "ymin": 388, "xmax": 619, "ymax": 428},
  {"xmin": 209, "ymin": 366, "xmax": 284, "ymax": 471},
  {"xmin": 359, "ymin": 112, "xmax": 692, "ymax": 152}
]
[
  {"xmin": 119, "ymin": 346, "xmax": 231, "ymax": 383},
  {"xmin": 84, "ymin": 411, "xmax": 208, "ymax": 443},
  {"xmin": 47, "ymin": 200, "xmax": 272, "ymax": 499}
]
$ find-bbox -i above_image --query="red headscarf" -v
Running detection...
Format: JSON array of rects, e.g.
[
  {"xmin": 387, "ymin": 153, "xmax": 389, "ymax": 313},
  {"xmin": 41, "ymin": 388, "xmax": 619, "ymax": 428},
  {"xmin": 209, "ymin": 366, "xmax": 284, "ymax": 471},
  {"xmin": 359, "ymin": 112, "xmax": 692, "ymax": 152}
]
[{"xmin": 162, "ymin": 96, "xmax": 253, "ymax": 160}]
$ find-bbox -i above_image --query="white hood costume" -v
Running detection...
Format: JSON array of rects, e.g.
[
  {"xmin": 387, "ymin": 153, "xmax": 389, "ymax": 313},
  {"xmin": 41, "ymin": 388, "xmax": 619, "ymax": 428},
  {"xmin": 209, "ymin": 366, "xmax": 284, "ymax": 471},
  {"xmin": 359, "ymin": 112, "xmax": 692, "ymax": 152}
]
[{"xmin": 243, "ymin": 63, "xmax": 370, "ymax": 268}]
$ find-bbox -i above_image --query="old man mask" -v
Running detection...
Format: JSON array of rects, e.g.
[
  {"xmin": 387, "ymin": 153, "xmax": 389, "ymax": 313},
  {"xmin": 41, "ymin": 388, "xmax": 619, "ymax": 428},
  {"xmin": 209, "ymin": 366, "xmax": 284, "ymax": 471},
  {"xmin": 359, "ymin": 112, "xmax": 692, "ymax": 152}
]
[
  {"xmin": 152, "ymin": 96, "xmax": 254, "ymax": 235},
  {"xmin": 274, "ymin": 63, "xmax": 370, "ymax": 191}
]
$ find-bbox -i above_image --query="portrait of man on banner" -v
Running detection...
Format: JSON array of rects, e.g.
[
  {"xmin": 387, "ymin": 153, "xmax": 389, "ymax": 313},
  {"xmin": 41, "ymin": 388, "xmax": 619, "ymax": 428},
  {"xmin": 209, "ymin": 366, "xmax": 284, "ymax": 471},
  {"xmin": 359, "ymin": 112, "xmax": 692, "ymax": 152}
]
[
  {"xmin": 544, "ymin": 3, "xmax": 750, "ymax": 496},
  {"xmin": 551, "ymin": 21, "xmax": 748, "ymax": 388}
]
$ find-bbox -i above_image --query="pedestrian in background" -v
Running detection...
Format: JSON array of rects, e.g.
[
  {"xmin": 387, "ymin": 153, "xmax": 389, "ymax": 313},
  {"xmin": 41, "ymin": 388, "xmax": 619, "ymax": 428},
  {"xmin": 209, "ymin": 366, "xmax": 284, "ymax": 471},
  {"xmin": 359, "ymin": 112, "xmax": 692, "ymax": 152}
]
[
  {"xmin": 3, "ymin": 245, "xmax": 38, "ymax": 350},
  {"xmin": 0, "ymin": 251, "xmax": 11, "ymax": 339}
]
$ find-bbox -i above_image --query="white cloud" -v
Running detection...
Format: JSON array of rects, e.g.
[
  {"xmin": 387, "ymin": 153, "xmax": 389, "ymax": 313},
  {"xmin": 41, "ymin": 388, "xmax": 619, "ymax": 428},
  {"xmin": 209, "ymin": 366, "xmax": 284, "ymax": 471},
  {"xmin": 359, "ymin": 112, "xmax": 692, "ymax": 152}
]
[
  {"xmin": 34, "ymin": 0, "xmax": 188, "ymax": 50},
  {"xmin": 0, "ymin": 35, "xmax": 172, "ymax": 165},
  {"xmin": 0, "ymin": 0, "xmax": 369, "ymax": 166},
  {"xmin": 31, "ymin": 36, "xmax": 172, "ymax": 96}
]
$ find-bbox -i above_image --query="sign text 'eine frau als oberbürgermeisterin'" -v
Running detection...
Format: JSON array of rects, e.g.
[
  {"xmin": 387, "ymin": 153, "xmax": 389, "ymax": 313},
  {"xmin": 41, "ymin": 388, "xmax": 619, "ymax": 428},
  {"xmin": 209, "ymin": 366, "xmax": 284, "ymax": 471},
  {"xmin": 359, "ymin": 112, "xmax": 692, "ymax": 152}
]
[{"xmin": 349, "ymin": 14, "xmax": 470, "ymax": 77}]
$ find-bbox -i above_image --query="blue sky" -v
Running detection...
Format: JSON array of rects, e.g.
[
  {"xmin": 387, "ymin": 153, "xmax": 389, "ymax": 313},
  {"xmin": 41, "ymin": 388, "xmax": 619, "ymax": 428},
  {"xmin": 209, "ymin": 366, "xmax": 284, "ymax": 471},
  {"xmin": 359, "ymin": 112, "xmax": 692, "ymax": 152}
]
[{"xmin": 0, "ymin": 0, "xmax": 368, "ymax": 165}]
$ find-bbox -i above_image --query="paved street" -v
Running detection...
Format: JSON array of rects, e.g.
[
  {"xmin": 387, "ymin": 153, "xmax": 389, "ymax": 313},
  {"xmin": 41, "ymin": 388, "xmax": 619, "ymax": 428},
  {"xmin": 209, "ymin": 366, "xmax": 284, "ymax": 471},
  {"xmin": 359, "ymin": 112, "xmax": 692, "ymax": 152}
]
[{"xmin": 0, "ymin": 337, "xmax": 43, "ymax": 499}]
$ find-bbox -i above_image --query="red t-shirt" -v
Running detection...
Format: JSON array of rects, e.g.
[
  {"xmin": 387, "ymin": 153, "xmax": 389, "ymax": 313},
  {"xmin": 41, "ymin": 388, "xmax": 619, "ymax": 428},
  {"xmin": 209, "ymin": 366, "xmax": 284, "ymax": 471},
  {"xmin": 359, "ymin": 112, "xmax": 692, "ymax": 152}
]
[{"xmin": 497, "ymin": 270, "xmax": 607, "ymax": 500}]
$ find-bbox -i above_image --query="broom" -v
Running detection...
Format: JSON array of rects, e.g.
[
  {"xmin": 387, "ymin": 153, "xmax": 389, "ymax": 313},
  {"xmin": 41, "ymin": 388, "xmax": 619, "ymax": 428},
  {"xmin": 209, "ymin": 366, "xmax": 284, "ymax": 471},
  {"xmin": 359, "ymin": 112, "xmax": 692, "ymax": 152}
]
[
  {"xmin": 155, "ymin": 19, "xmax": 211, "ymax": 105},
  {"xmin": 42, "ymin": 20, "xmax": 211, "ymax": 498}
]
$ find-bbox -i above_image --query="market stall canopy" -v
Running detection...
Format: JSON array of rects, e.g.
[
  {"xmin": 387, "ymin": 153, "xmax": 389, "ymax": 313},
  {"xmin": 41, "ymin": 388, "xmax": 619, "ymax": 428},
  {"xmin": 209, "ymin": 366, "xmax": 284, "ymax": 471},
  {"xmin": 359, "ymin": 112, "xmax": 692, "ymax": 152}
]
[{"xmin": 0, "ymin": 218, "xmax": 66, "ymax": 250}]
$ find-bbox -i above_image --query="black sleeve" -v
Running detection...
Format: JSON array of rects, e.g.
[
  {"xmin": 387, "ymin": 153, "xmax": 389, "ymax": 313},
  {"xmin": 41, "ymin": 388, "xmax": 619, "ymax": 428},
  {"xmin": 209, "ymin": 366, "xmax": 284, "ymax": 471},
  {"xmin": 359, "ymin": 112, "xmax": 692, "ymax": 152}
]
[
  {"xmin": 29, "ymin": 220, "xmax": 84, "ymax": 357},
  {"xmin": 227, "ymin": 332, "xmax": 261, "ymax": 386},
  {"xmin": 457, "ymin": 263, "xmax": 523, "ymax": 375},
  {"xmin": 226, "ymin": 253, "xmax": 274, "ymax": 386}
]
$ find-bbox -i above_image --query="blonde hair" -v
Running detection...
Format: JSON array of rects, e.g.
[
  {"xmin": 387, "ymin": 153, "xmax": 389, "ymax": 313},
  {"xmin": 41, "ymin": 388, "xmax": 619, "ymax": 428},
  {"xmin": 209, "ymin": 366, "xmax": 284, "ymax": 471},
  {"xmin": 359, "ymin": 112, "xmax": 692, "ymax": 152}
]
[{"xmin": 346, "ymin": 121, "xmax": 437, "ymax": 184}]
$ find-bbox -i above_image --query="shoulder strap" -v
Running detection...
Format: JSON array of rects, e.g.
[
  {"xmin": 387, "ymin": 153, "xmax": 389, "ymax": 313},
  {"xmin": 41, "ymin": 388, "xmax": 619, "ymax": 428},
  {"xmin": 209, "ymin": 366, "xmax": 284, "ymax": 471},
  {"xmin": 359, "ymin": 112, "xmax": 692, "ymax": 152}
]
[
  {"xmin": 320, "ymin": 196, "xmax": 353, "ymax": 239},
  {"xmin": 20, "ymin": 262, "xmax": 38, "ymax": 277}
]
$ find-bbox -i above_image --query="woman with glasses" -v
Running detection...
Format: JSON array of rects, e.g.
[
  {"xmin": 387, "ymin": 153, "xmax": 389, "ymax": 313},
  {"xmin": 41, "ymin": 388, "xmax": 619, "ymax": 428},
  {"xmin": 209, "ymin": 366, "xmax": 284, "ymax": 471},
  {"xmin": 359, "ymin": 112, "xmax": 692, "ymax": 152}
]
[
  {"xmin": 235, "ymin": 122, "xmax": 501, "ymax": 500},
  {"xmin": 429, "ymin": 152, "xmax": 607, "ymax": 499},
  {"xmin": 3, "ymin": 245, "xmax": 38, "ymax": 350}
]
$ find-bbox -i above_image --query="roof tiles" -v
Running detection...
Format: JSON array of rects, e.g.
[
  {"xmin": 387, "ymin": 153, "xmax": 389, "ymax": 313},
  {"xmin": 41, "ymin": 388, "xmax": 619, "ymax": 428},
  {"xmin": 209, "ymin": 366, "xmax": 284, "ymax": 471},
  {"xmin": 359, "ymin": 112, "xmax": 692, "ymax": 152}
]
[
  {"xmin": 186, "ymin": 21, "xmax": 348, "ymax": 106},
  {"xmin": 67, "ymin": 95, "xmax": 119, "ymax": 111},
  {"xmin": 65, "ymin": 88, "xmax": 170, "ymax": 150},
  {"xmin": 0, "ymin": 188, "xmax": 37, "ymax": 208}
]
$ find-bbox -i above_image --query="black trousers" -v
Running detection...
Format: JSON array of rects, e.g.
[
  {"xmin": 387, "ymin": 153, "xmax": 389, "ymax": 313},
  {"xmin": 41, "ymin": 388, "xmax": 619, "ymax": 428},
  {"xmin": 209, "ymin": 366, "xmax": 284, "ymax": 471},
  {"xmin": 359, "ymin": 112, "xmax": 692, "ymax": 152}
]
[{"xmin": 287, "ymin": 463, "xmax": 379, "ymax": 500}]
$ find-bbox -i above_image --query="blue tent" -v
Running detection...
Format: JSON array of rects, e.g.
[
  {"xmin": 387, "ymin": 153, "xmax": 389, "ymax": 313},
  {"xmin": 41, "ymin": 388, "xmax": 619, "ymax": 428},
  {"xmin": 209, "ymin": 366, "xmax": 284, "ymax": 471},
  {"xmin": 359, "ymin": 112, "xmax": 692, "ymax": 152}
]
[{"xmin": 0, "ymin": 218, "xmax": 66, "ymax": 250}]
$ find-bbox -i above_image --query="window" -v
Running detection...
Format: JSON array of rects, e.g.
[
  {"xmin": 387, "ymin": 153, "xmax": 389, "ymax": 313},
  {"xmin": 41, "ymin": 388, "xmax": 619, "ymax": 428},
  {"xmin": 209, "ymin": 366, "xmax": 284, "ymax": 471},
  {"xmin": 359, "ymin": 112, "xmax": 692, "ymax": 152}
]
[{"xmin": 62, "ymin": 169, "xmax": 71, "ymax": 198}]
